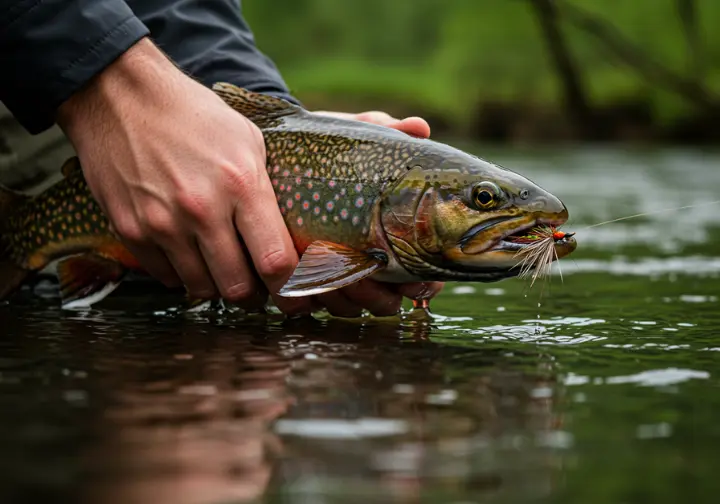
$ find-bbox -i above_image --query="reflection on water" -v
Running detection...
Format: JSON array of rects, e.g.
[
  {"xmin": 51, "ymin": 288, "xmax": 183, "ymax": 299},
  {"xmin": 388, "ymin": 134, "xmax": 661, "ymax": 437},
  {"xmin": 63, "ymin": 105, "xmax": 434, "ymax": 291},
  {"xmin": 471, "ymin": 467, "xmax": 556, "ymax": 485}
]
[
  {"xmin": 2, "ymin": 147, "xmax": 720, "ymax": 503},
  {"xmin": 0, "ymin": 299, "xmax": 565, "ymax": 504}
]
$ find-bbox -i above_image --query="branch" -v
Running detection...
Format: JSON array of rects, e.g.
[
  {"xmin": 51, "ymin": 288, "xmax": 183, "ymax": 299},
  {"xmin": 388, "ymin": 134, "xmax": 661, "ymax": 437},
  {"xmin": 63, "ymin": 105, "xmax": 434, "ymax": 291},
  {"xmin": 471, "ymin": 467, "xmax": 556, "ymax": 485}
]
[{"xmin": 557, "ymin": 0, "xmax": 718, "ymax": 112}]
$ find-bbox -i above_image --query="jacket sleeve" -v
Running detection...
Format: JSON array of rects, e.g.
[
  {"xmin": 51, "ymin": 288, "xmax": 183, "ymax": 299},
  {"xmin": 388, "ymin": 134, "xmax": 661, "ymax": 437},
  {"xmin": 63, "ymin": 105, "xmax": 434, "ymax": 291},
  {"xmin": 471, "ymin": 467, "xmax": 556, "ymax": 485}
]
[
  {"xmin": 128, "ymin": 0, "xmax": 299, "ymax": 106},
  {"xmin": 0, "ymin": 0, "xmax": 150, "ymax": 134}
]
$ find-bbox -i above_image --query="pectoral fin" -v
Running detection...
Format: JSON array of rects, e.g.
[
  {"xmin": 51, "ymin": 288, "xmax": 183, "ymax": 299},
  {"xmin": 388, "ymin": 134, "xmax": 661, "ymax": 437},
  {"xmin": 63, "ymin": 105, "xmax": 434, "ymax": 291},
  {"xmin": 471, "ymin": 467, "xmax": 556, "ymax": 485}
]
[
  {"xmin": 57, "ymin": 255, "xmax": 126, "ymax": 310},
  {"xmin": 60, "ymin": 157, "xmax": 81, "ymax": 178},
  {"xmin": 278, "ymin": 241, "xmax": 387, "ymax": 297}
]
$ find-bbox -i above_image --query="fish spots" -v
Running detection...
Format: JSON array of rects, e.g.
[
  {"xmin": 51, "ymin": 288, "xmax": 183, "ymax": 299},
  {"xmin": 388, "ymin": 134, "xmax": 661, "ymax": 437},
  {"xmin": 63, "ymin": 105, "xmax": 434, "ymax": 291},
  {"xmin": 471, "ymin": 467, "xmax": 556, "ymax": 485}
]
[
  {"xmin": 272, "ymin": 179, "xmax": 279, "ymax": 187},
  {"xmin": 352, "ymin": 215, "xmax": 360, "ymax": 226},
  {"xmin": 297, "ymin": 217, "xmax": 303, "ymax": 226},
  {"xmin": 313, "ymin": 207, "xmax": 320, "ymax": 215},
  {"xmin": 340, "ymin": 209, "xmax": 349, "ymax": 220},
  {"xmin": 280, "ymin": 184, "xmax": 285, "ymax": 191},
  {"xmin": 313, "ymin": 192, "xmax": 320, "ymax": 202},
  {"xmin": 302, "ymin": 201, "xmax": 310, "ymax": 211},
  {"xmin": 355, "ymin": 183, "xmax": 363, "ymax": 193},
  {"xmin": 355, "ymin": 197, "xmax": 365, "ymax": 208},
  {"xmin": 321, "ymin": 215, "xmax": 327, "ymax": 223},
  {"xmin": 326, "ymin": 201, "xmax": 334, "ymax": 212},
  {"xmin": 282, "ymin": 170, "xmax": 290, "ymax": 177},
  {"xmin": 286, "ymin": 199, "xmax": 294, "ymax": 209},
  {"xmin": 294, "ymin": 192, "xmax": 301, "ymax": 201},
  {"xmin": 328, "ymin": 180, "xmax": 336, "ymax": 189},
  {"xmin": 307, "ymin": 181, "xmax": 313, "ymax": 189}
]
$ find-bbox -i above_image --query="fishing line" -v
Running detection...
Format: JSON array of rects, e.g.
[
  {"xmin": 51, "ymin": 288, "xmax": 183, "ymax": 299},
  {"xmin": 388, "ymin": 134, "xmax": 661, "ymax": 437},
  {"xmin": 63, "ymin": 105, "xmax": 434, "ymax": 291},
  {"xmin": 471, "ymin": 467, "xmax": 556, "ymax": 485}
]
[{"xmin": 573, "ymin": 200, "xmax": 720, "ymax": 231}]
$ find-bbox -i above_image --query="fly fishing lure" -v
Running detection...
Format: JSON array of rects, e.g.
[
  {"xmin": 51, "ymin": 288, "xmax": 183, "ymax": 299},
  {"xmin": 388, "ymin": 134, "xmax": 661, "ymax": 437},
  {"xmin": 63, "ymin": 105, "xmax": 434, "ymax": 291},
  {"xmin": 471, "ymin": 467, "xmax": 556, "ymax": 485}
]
[{"xmin": 509, "ymin": 226, "xmax": 575, "ymax": 287}]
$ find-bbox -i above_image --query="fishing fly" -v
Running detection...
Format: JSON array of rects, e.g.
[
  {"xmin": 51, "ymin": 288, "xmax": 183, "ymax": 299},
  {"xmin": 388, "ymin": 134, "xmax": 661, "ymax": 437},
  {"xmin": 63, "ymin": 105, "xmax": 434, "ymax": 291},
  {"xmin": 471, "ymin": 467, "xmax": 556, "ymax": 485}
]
[
  {"xmin": 509, "ymin": 226, "xmax": 574, "ymax": 288},
  {"xmin": 511, "ymin": 199, "xmax": 720, "ymax": 290}
]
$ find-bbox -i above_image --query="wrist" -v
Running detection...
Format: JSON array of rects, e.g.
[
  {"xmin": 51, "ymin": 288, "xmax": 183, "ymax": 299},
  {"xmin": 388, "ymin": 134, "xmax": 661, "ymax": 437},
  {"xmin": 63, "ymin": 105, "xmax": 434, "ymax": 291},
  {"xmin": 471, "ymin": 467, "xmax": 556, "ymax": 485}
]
[{"xmin": 57, "ymin": 38, "xmax": 182, "ymax": 141}]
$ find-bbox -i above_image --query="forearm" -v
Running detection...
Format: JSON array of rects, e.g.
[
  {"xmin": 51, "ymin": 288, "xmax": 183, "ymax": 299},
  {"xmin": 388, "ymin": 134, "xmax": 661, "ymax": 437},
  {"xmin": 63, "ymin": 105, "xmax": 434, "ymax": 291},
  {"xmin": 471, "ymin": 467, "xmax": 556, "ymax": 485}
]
[
  {"xmin": 0, "ymin": 0, "xmax": 149, "ymax": 134},
  {"xmin": 57, "ymin": 38, "xmax": 181, "ymax": 147}
]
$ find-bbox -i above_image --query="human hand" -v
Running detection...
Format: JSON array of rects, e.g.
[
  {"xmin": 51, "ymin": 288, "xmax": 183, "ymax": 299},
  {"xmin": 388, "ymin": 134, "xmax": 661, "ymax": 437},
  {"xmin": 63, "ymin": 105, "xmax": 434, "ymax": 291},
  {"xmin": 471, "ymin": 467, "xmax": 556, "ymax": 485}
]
[
  {"xmin": 309, "ymin": 110, "xmax": 444, "ymax": 317},
  {"xmin": 57, "ymin": 38, "xmax": 311, "ymax": 315}
]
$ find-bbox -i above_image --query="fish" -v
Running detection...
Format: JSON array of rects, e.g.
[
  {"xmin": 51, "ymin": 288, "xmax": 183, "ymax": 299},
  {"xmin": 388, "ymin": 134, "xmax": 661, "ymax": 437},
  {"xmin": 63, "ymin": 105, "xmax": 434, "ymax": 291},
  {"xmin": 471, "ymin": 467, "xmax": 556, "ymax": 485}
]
[{"xmin": 0, "ymin": 83, "xmax": 577, "ymax": 310}]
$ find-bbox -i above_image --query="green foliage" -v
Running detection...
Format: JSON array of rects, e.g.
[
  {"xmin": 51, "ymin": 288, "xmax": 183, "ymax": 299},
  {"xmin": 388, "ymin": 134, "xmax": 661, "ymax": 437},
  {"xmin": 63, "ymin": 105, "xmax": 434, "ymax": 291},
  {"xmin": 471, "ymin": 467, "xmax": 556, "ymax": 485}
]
[{"xmin": 244, "ymin": 0, "xmax": 720, "ymax": 135}]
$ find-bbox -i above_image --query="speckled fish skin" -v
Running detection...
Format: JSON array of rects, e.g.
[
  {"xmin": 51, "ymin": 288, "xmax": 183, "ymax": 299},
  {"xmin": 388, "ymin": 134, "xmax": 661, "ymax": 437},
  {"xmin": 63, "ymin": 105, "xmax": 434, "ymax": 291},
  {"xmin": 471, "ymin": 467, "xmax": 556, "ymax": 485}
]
[
  {"xmin": 210, "ymin": 82, "xmax": 574, "ymax": 288},
  {"xmin": 1, "ymin": 166, "xmax": 137, "ymax": 272},
  {"xmin": 0, "ymin": 83, "xmax": 575, "ymax": 305}
]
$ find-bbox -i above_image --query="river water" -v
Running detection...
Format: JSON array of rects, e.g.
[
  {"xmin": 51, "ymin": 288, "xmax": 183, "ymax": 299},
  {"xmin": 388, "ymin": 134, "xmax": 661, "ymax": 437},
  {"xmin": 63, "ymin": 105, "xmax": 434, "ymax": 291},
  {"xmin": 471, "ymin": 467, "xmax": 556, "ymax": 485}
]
[{"xmin": 1, "ymin": 146, "xmax": 719, "ymax": 504}]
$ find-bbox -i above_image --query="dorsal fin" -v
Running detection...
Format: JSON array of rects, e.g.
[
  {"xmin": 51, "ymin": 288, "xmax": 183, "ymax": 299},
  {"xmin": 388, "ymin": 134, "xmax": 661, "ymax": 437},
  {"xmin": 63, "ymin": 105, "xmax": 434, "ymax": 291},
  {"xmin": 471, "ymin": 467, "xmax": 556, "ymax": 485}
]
[
  {"xmin": 212, "ymin": 82, "xmax": 301, "ymax": 126},
  {"xmin": 61, "ymin": 156, "xmax": 81, "ymax": 178}
]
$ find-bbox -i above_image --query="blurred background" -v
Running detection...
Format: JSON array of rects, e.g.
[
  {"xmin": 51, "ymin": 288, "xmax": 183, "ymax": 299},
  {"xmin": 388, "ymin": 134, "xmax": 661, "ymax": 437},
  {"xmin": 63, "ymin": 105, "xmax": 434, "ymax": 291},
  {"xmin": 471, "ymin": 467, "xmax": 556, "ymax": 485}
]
[
  {"xmin": 2, "ymin": 2, "xmax": 720, "ymax": 503},
  {"xmin": 245, "ymin": 0, "xmax": 720, "ymax": 144}
]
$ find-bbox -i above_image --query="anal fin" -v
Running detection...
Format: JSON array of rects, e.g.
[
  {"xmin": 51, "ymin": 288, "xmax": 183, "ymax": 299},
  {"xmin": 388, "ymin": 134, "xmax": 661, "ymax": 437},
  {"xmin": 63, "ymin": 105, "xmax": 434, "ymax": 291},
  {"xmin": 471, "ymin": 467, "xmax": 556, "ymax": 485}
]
[
  {"xmin": 57, "ymin": 255, "xmax": 126, "ymax": 310},
  {"xmin": 278, "ymin": 241, "xmax": 387, "ymax": 297}
]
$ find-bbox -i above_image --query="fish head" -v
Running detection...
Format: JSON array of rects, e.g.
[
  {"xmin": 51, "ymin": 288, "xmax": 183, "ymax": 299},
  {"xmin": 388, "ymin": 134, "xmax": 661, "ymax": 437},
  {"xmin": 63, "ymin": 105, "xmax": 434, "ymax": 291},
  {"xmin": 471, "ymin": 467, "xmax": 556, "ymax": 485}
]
[{"xmin": 380, "ymin": 151, "xmax": 576, "ymax": 281}]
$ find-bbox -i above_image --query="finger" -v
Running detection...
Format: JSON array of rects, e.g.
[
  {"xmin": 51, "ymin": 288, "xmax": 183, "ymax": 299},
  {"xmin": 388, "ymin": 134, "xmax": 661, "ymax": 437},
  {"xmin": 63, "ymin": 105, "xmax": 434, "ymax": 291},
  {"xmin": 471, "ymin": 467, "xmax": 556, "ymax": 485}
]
[
  {"xmin": 109, "ymin": 222, "xmax": 182, "ymax": 288},
  {"xmin": 396, "ymin": 281, "xmax": 445, "ymax": 300},
  {"xmin": 231, "ymin": 181, "xmax": 312, "ymax": 316},
  {"xmin": 341, "ymin": 279, "xmax": 403, "ymax": 317},
  {"xmin": 356, "ymin": 113, "xmax": 431, "ymax": 138},
  {"xmin": 198, "ymin": 224, "xmax": 267, "ymax": 310},
  {"xmin": 161, "ymin": 239, "xmax": 218, "ymax": 300},
  {"xmin": 354, "ymin": 111, "xmax": 395, "ymax": 125},
  {"xmin": 392, "ymin": 117, "xmax": 431, "ymax": 138},
  {"xmin": 316, "ymin": 291, "xmax": 363, "ymax": 318}
]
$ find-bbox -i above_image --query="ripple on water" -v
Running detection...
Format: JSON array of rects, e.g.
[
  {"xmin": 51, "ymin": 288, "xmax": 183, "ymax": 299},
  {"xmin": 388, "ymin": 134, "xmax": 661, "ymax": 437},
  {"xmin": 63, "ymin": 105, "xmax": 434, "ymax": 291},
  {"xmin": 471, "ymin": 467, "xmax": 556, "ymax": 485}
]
[
  {"xmin": 564, "ymin": 368, "xmax": 710, "ymax": 387},
  {"xmin": 548, "ymin": 256, "xmax": 720, "ymax": 277}
]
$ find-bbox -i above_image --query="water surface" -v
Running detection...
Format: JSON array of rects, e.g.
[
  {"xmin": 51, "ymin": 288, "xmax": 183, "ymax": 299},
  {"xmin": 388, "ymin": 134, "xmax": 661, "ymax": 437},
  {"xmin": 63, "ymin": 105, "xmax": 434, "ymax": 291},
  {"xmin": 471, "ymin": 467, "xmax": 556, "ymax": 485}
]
[{"xmin": 1, "ymin": 146, "xmax": 719, "ymax": 504}]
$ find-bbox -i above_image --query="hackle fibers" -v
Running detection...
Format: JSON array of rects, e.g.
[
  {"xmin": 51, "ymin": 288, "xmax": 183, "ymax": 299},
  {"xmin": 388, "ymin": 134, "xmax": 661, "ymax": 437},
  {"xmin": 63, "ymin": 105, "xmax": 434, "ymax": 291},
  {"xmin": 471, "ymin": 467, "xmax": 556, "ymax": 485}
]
[{"xmin": 511, "ymin": 226, "xmax": 563, "ymax": 288}]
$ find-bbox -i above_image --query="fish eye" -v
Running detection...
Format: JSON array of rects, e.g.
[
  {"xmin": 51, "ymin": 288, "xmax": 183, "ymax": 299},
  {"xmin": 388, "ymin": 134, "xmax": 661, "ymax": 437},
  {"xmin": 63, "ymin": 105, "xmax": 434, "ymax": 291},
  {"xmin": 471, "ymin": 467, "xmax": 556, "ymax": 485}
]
[
  {"xmin": 471, "ymin": 182, "xmax": 501, "ymax": 210},
  {"xmin": 520, "ymin": 189, "xmax": 529, "ymax": 200}
]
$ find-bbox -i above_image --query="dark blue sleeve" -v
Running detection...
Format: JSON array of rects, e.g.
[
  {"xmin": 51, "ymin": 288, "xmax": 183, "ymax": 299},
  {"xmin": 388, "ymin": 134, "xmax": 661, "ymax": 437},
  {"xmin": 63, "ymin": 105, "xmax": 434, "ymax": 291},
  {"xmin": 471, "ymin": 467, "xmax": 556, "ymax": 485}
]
[
  {"xmin": 0, "ymin": 0, "xmax": 298, "ymax": 135},
  {"xmin": 128, "ymin": 0, "xmax": 299, "ymax": 106},
  {"xmin": 0, "ymin": 0, "xmax": 150, "ymax": 134}
]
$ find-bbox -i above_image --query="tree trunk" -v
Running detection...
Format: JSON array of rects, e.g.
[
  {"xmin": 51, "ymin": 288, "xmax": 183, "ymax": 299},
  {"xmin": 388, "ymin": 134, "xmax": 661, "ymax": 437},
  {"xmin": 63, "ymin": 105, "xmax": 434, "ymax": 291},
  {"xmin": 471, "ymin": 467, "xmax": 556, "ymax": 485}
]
[
  {"xmin": 528, "ymin": 0, "xmax": 593, "ymax": 137},
  {"xmin": 676, "ymin": 0, "xmax": 703, "ymax": 79},
  {"xmin": 559, "ymin": 0, "xmax": 718, "ymax": 113}
]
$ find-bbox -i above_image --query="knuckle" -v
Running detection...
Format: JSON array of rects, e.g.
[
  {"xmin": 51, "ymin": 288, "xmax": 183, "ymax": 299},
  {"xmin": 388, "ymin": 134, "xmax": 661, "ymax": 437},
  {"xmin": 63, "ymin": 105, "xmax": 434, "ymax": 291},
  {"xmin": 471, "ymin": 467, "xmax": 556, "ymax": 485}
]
[
  {"xmin": 177, "ymin": 190, "xmax": 214, "ymax": 222},
  {"xmin": 256, "ymin": 248, "xmax": 295, "ymax": 281},
  {"xmin": 222, "ymin": 282, "xmax": 255, "ymax": 302},
  {"xmin": 221, "ymin": 162, "xmax": 259, "ymax": 198},
  {"xmin": 187, "ymin": 287, "xmax": 217, "ymax": 300},
  {"xmin": 144, "ymin": 209, "xmax": 176, "ymax": 237},
  {"xmin": 112, "ymin": 217, "xmax": 144, "ymax": 243}
]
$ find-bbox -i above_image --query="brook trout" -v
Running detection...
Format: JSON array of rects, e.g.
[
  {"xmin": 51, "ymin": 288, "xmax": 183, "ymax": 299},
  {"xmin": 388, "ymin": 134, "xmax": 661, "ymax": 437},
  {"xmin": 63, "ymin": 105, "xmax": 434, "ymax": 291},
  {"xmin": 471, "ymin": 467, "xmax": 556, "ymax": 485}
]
[{"xmin": 0, "ymin": 83, "xmax": 576, "ymax": 309}]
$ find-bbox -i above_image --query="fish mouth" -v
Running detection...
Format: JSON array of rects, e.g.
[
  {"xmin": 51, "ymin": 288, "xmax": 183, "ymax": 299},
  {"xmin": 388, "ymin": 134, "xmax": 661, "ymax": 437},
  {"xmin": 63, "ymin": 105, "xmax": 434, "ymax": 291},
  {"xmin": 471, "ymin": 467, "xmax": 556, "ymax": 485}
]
[
  {"xmin": 490, "ymin": 217, "xmax": 568, "ymax": 252},
  {"xmin": 440, "ymin": 210, "xmax": 575, "ymax": 278},
  {"xmin": 459, "ymin": 214, "xmax": 569, "ymax": 255},
  {"xmin": 458, "ymin": 216, "xmax": 524, "ymax": 249}
]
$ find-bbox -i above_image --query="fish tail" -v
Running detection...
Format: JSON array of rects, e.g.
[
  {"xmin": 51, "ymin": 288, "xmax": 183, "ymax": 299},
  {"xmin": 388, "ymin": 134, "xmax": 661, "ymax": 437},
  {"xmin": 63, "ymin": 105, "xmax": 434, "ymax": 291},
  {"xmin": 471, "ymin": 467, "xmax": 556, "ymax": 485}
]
[{"xmin": 0, "ymin": 184, "xmax": 31, "ymax": 300}]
